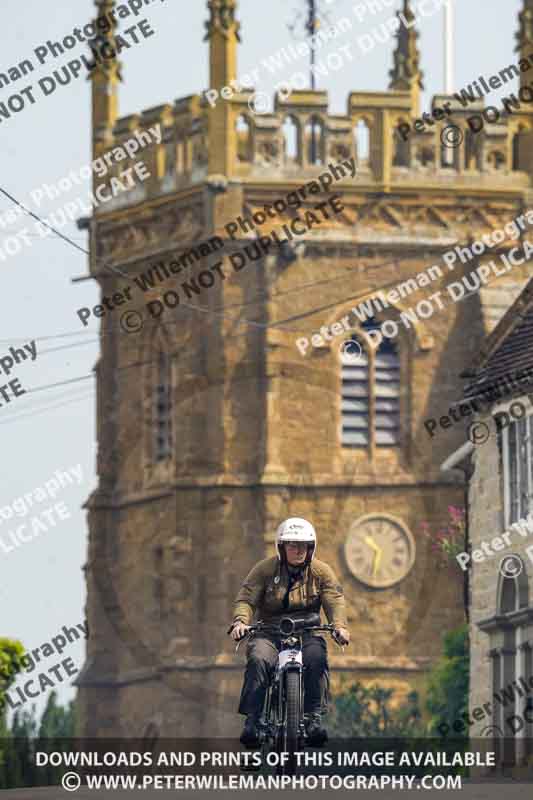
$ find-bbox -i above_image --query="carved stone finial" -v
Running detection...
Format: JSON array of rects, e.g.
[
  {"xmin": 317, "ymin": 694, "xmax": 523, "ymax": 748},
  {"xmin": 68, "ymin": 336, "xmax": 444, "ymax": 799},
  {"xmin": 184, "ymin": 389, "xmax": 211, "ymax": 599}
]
[
  {"xmin": 90, "ymin": 0, "xmax": 121, "ymax": 146},
  {"xmin": 89, "ymin": 0, "xmax": 122, "ymax": 75},
  {"xmin": 516, "ymin": 3, "xmax": 533, "ymax": 53},
  {"xmin": 204, "ymin": 0, "xmax": 241, "ymax": 41},
  {"xmin": 389, "ymin": 1, "xmax": 424, "ymax": 92}
]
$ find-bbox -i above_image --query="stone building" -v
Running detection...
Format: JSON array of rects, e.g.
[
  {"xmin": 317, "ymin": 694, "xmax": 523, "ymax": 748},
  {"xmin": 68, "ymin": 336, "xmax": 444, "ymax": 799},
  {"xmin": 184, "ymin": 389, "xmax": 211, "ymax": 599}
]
[
  {"xmin": 443, "ymin": 276, "xmax": 533, "ymax": 771},
  {"xmin": 77, "ymin": 0, "xmax": 533, "ymax": 737}
]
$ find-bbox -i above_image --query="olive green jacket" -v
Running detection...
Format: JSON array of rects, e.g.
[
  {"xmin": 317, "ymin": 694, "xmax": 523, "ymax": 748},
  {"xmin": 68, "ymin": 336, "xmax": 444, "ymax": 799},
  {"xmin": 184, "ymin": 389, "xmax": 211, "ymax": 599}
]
[{"xmin": 232, "ymin": 556, "xmax": 348, "ymax": 629}]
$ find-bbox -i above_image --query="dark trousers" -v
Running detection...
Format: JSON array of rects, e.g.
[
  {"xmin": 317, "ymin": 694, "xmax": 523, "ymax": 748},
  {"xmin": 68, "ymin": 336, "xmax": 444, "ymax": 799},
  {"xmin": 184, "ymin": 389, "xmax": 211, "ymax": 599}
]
[{"xmin": 238, "ymin": 634, "xmax": 328, "ymax": 717}]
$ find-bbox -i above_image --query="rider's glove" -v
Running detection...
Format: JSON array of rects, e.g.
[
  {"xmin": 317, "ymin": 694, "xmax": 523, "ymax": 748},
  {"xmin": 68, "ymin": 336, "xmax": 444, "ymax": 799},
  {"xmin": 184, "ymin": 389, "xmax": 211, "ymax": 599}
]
[
  {"xmin": 228, "ymin": 621, "xmax": 251, "ymax": 641},
  {"xmin": 333, "ymin": 627, "xmax": 350, "ymax": 645}
]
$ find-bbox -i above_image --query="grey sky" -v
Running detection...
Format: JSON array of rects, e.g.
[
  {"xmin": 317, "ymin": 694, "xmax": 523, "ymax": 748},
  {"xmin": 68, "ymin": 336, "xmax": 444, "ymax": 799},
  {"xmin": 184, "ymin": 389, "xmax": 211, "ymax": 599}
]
[{"xmin": 0, "ymin": 0, "xmax": 523, "ymax": 716}]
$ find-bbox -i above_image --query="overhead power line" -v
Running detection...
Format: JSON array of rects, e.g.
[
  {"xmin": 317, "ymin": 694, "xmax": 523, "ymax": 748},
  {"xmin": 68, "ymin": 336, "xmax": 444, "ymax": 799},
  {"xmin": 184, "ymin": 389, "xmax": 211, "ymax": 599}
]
[
  {"xmin": 1, "ymin": 177, "xmax": 408, "ymax": 346},
  {"xmin": 0, "ymin": 186, "xmax": 90, "ymax": 257},
  {"xmin": 0, "ymin": 390, "xmax": 94, "ymax": 426}
]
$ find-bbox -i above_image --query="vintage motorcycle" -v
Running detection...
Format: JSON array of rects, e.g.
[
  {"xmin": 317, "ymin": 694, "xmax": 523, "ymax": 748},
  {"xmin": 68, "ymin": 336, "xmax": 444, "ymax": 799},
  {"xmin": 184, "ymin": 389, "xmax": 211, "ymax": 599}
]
[{"xmin": 236, "ymin": 613, "xmax": 344, "ymax": 775}]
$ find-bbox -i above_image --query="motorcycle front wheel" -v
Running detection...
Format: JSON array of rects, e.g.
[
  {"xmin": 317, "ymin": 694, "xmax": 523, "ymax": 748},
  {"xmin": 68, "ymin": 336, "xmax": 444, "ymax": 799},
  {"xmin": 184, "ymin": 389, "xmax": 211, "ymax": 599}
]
[{"xmin": 282, "ymin": 670, "xmax": 300, "ymax": 776}]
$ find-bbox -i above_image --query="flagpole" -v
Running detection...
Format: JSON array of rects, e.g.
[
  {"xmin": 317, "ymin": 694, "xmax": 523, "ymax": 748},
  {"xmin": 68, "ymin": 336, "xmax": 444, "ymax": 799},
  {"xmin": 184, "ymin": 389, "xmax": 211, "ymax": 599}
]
[
  {"xmin": 444, "ymin": 0, "xmax": 454, "ymax": 94},
  {"xmin": 310, "ymin": 0, "xmax": 317, "ymax": 162},
  {"xmin": 289, "ymin": 0, "xmax": 332, "ymax": 162}
]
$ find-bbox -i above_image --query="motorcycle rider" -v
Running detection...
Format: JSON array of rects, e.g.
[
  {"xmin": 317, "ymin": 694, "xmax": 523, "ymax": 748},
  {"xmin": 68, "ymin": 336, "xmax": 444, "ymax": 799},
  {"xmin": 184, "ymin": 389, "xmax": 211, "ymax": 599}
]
[{"xmin": 228, "ymin": 517, "xmax": 350, "ymax": 748}]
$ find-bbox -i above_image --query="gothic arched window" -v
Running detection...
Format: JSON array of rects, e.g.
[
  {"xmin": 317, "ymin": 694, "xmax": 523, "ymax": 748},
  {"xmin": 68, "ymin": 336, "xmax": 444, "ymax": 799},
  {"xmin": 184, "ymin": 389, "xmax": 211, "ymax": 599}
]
[
  {"xmin": 374, "ymin": 335, "xmax": 401, "ymax": 446},
  {"xmin": 305, "ymin": 116, "xmax": 324, "ymax": 165},
  {"xmin": 155, "ymin": 349, "xmax": 172, "ymax": 462},
  {"xmin": 283, "ymin": 115, "xmax": 299, "ymax": 162},
  {"xmin": 393, "ymin": 123, "xmax": 409, "ymax": 167},
  {"xmin": 500, "ymin": 573, "xmax": 518, "ymax": 614},
  {"xmin": 163, "ymin": 130, "xmax": 176, "ymax": 178},
  {"xmin": 486, "ymin": 564, "xmax": 531, "ymax": 761},
  {"xmin": 341, "ymin": 318, "xmax": 401, "ymax": 450},
  {"xmin": 341, "ymin": 336, "xmax": 369, "ymax": 447},
  {"xmin": 236, "ymin": 114, "xmax": 252, "ymax": 162},
  {"xmin": 464, "ymin": 129, "xmax": 481, "ymax": 170},
  {"xmin": 441, "ymin": 140, "xmax": 456, "ymax": 169},
  {"xmin": 511, "ymin": 126, "xmax": 528, "ymax": 171},
  {"xmin": 354, "ymin": 119, "xmax": 370, "ymax": 165},
  {"xmin": 500, "ymin": 414, "xmax": 533, "ymax": 526},
  {"xmin": 176, "ymin": 134, "xmax": 186, "ymax": 174}
]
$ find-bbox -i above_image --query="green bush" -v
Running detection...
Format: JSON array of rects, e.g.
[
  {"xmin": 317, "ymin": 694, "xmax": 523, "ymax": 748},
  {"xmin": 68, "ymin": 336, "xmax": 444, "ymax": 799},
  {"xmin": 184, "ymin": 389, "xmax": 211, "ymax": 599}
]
[
  {"xmin": 0, "ymin": 686, "xmax": 76, "ymax": 789},
  {"xmin": 0, "ymin": 638, "xmax": 25, "ymax": 712},
  {"xmin": 329, "ymin": 680, "xmax": 424, "ymax": 737},
  {"xmin": 425, "ymin": 624, "xmax": 469, "ymax": 739},
  {"xmin": 329, "ymin": 624, "xmax": 469, "ymax": 741},
  {"xmin": 0, "ymin": 637, "xmax": 26, "ymax": 778}
]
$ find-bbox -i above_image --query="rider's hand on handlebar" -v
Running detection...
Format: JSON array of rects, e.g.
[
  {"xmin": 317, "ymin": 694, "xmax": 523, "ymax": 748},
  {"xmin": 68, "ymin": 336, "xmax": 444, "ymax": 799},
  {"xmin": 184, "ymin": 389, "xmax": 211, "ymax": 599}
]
[
  {"xmin": 334, "ymin": 627, "xmax": 350, "ymax": 645},
  {"xmin": 230, "ymin": 622, "xmax": 251, "ymax": 641}
]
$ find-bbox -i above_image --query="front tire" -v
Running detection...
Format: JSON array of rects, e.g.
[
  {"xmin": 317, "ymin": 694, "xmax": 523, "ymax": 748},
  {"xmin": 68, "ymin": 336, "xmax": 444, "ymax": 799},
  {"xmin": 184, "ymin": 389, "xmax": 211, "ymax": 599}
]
[{"xmin": 283, "ymin": 670, "xmax": 301, "ymax": 776}]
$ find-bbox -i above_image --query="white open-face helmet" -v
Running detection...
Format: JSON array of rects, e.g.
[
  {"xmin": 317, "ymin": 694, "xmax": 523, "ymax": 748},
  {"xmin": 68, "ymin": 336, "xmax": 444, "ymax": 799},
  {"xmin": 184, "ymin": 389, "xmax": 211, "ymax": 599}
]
[{"xmin": 276, "ymin": 517, "xmax": 317, "ymax": 562}]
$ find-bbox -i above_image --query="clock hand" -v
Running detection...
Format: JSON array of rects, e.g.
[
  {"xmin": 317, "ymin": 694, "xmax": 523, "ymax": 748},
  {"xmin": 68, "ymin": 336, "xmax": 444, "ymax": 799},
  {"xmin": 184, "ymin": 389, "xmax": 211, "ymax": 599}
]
[
  {"xmin": 364, "ymin": 537, "xmax": 378, "ymax": 575},
  {"xmin": 365, "ymin": 536, "xmax": 383, "ymax": 577},
  {"xmin": 373, "ymin": 549, "xmax": 382, "ymax": 578}
]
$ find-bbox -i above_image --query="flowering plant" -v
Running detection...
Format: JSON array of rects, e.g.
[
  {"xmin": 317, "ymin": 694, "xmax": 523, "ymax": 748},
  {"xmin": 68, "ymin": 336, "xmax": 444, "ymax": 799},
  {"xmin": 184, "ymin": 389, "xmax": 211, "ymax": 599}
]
[{"xmin": 421, "ymin": 506, "xmax": 466, "ymax": 569}]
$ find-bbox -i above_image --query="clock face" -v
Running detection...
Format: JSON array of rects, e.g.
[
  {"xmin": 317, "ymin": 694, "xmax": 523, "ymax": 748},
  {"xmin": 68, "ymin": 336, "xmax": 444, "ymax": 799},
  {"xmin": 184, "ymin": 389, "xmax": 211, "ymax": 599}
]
[{"xmin": 344, "ymin": 514, "xmax": 415, "ymax": 589}]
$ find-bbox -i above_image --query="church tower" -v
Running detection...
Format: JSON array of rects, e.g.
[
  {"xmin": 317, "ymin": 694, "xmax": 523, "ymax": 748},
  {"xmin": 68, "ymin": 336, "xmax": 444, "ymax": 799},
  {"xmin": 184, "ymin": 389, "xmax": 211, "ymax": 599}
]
[{"xmin": 77, "ymin": 0, "xmax": 533, "ymax": 737}]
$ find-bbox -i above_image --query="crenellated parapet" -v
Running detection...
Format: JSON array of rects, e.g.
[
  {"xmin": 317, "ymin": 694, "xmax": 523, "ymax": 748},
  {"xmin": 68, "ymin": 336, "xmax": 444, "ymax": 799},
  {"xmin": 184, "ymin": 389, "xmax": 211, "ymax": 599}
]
[
  {"xmin": 88, "ymin": 0, "xmax": 533, "ymax": 222},
  {"xmin": 92, "ymin": 88, "xmax": 531, "ymax": 226}
]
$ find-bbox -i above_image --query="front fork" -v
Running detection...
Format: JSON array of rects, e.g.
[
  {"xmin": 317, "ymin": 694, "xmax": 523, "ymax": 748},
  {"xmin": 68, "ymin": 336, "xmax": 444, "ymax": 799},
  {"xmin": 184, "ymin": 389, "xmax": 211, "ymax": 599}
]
[
  {"xmin": 298, "ymin": 667, "xmax": 305, "ymax": 738},
  {"xmin": 259, "ymin": 666, "xmax": 305, "ymax": 744},
  {"xmin": 259, "ymin": 651, "xmax": 312, "ymax": 749},
  {"xmin": 279, "ymin": 665, "xmax": 306, "ymax": 744}
]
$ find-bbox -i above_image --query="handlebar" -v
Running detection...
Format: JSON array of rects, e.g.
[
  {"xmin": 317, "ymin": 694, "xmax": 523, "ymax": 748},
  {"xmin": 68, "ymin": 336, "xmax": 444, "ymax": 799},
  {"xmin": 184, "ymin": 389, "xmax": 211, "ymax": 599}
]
[
  {"xmin": 230, "ymin": 617, "xmax": 347, "ymax": 651},
  {"xmin": 249, "ymin": 621, "xmax": 336, "ymax": 635}
]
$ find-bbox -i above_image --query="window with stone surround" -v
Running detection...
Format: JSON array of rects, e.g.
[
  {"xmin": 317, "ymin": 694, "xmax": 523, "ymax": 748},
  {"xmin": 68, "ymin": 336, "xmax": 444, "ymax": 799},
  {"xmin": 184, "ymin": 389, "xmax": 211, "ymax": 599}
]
[
  {"xmin": 483, "ymin": 568, "xmax": 533, "ymax": 764},
  {"xmin": 499, "ymin": 570, "xmax": 528, "ymax": 613},
  {"xmin": 501, "ymin": 415, "xmax": 533, "ymax": 526},
  {"xmin": 341, "ymin": 319, "xmax": 401, "ymax": 450}
]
